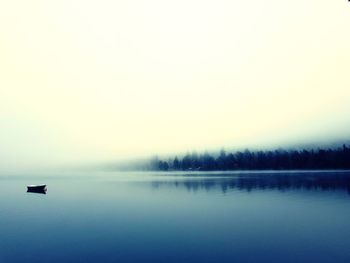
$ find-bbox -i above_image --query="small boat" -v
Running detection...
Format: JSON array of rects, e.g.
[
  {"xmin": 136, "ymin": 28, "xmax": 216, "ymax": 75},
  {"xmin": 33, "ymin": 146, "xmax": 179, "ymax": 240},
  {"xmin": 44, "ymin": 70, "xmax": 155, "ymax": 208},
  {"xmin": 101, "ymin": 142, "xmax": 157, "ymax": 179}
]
[{"xmin": 27, "ymin": 184, "xmax": 47, "ymax": 193}]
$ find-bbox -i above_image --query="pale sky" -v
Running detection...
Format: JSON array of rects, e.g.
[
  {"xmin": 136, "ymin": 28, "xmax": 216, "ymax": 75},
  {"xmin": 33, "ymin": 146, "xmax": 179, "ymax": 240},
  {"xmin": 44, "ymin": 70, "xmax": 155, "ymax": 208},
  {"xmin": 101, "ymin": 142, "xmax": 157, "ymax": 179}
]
[{"xmin": 0, "ymin": 0, "xmax": 350, "ymax": 170}]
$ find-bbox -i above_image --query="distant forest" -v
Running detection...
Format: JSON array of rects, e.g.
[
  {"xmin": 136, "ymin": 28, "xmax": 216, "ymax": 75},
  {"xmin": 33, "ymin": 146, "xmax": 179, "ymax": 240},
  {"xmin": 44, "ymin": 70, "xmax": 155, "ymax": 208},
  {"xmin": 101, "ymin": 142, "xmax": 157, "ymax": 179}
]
[{"xmin": 148, "ymin": 145, "xmax": 350, "ymax": 171}]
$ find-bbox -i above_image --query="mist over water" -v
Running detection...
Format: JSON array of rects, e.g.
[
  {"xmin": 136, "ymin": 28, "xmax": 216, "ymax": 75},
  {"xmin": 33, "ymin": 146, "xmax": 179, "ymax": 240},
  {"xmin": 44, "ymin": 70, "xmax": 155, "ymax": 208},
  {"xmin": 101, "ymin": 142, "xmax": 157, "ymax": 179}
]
[{"xmin": 1, "ymin": 0, "xmax": 350, "ymax": 171}]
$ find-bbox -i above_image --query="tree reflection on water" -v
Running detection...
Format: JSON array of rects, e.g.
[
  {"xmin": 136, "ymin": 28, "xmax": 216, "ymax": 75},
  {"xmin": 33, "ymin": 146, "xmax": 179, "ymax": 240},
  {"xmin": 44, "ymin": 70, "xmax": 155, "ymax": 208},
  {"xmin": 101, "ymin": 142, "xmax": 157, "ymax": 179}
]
[{"xmin": 150, "ymin": 172, "xmax": 350, "ymax": 194}]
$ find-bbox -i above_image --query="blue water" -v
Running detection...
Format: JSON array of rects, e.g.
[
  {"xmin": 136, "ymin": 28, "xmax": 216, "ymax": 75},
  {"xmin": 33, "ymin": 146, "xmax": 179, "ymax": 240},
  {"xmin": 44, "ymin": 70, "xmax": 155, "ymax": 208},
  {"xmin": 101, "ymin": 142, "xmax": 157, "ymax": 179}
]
[{"xmin": 1, "ymin": 171, "xmax": 350, "ymax": 263}]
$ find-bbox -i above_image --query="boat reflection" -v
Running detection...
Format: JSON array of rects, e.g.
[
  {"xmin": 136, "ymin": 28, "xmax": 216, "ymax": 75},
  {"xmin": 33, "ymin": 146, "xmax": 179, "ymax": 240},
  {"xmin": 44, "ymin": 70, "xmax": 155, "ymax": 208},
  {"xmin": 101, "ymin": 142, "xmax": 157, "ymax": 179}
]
[
  {"xmin": 150, "ymin": 171, "xmax": 350, "ymax": 194},
  {"xmin": 27, "ymin": 189, "xmax": 47, "ymax": 194}
]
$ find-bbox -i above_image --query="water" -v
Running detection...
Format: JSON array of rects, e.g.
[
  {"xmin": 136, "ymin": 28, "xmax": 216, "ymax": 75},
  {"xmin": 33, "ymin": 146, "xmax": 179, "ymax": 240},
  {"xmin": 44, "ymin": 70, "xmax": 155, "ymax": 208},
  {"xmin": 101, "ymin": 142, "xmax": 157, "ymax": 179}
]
[{"xmin": 1, "ymin": 171, "xmax": 350, "ymax": 263}]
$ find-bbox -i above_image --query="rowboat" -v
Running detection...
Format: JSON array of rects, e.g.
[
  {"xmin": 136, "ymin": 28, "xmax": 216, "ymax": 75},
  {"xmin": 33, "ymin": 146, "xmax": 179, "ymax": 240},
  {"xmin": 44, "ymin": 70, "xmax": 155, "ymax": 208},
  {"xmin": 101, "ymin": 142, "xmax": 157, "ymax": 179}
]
[{"xmin": 27, "ymin": 184, "xmax": 47, "ymax": 193}]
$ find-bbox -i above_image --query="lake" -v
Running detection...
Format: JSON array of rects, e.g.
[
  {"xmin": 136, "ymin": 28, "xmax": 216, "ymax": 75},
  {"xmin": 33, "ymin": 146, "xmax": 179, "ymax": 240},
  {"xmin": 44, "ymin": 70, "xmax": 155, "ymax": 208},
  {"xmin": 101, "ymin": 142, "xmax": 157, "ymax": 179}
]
[{"xmin": 1, "ymin": 171, "xmax": 350, "ymax": 263}]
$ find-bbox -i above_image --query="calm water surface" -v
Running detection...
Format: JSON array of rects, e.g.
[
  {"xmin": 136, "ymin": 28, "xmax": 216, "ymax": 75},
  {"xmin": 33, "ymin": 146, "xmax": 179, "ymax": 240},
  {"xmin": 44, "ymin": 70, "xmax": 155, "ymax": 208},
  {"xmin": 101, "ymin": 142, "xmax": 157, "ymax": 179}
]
[{"xmin": 1, "ymin": 171, "xmax": 350, "ymax": 263}]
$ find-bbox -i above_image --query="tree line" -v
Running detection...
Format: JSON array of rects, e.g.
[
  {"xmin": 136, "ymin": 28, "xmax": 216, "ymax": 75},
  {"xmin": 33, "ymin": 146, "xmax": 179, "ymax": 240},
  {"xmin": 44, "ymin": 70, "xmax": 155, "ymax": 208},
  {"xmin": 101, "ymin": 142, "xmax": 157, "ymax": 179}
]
[{"xmin": 148, "ymin": 144, "xmax": 350, "ymax": 171}]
